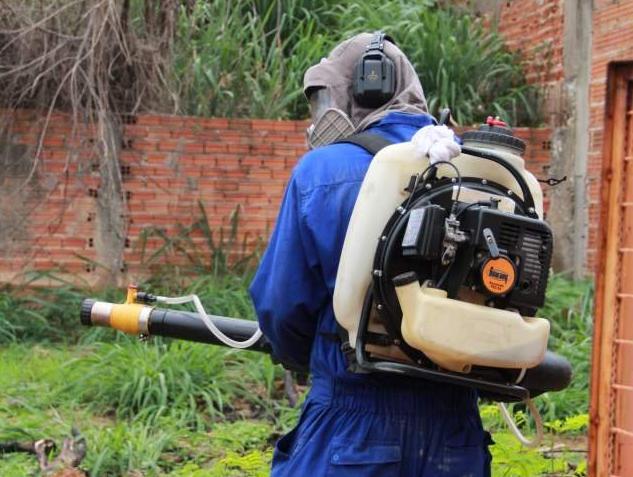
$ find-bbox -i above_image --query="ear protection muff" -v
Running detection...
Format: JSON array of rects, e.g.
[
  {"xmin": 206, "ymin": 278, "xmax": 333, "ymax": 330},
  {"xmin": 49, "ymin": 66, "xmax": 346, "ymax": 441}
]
[{"xmin": 353, "ymin": 31, "xmax": 396, "ymax": 108}]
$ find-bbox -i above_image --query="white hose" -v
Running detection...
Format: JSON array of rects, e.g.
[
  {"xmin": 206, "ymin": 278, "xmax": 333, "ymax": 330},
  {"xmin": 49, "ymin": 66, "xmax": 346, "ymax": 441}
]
[
  {"xmin": 155, "ymin": 294, "xmax": 263, "ymax": 349},
  {"xmin": 498, "ymin": 399, "xmax": 544, "ymax": 448}
]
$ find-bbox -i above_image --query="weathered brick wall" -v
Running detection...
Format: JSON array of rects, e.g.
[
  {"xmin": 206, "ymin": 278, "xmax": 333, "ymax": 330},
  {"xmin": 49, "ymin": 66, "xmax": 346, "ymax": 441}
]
[
  {"xmin": 1, "ymin": 111, "xmax": 306, "ymax": 285},
  {"xmin": 470, "ymin": 0, "xmax": 566, "ymax": 124},
  {"xmin": 495, "ymin": 0, "xmax": 633, "ymax": 271},
  {"xmin": 478, "ymin": 1, "xmax": 633, "ymax": 271},
  {"xmin": 0, "ymin": 110, "xmax": 552, "ymax": 285},
  {"xmin": 495, "ymin": 0, "xmax": 633, "ymax": 272},
  {"xmin": 493, "ymin": 0, "xmax": 565, "ymax": 87}
]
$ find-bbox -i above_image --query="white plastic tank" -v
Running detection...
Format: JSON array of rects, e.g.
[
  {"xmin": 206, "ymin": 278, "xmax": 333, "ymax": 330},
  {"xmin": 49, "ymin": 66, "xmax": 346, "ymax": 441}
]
[
  {"xmin": 333, "ymin": 120, "xmax": 545, "ymax": 348},
  {"xmin": 395, "ymin": 279, "xmax": 549, "ymax": 372}
]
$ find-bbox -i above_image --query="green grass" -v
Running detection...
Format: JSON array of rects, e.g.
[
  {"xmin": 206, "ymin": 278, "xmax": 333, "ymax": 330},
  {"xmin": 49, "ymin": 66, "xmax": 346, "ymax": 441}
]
[
  {"xmin": 0, "ymin": 341, "xmax": 587, "ymax": 476},
  {"xmin": 538, "ymin": 275, "xmax": 593, "ymax": 421},
  {"xmin": 0, "ymin": 274, "xmax": 591, "ymax": 475},
  {"xmin": 0, "ymin": 343, "xmax": 289, "ymax": 476}
]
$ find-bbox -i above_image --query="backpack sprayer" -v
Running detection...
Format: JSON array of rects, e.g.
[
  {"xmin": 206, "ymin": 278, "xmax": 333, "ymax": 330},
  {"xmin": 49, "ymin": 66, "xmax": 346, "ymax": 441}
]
[{"xmin": 80, "ymin": 117, "xmax": 571, "ymax": 447}]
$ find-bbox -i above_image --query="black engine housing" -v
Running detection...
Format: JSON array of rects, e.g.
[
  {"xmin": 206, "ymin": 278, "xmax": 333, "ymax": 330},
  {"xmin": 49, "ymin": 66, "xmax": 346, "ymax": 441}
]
[
  {"xmin": 456, "ymin": 206, "xmax": 553, "ymax": 315},
  {"xmin": 371, "ymin": 176, "xmax": 554, "ymax": 344}
]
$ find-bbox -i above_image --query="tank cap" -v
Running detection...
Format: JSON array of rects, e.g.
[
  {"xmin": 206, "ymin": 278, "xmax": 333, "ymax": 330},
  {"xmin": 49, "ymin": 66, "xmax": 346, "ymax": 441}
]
[{"xmin": 462, "ymin": 116, "xmax": 526, "ymax": 155}]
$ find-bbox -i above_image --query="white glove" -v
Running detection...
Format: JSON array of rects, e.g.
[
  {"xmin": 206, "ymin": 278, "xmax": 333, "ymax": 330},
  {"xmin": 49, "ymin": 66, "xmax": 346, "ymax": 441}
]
[{"xmin": 411, "ymin": 125, "xmax": 461, "ymax": 165}]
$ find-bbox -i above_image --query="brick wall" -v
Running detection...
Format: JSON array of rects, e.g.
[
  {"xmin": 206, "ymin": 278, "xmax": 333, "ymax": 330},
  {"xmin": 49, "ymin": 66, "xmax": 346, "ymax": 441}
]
[
  {"xmin": 0, "ymin": 110, "xmax": 552, "ymax": 285},
  {"xmin": 471, "ymin": 0, "xmax": 566, "ymax": 124},
  {"xmin": 1, "ymin": 111, "xmax": 306, "ymax": 285},
  {"xmin": 493, "ymin": 0, "xmax": 565, "ymax": 87}
]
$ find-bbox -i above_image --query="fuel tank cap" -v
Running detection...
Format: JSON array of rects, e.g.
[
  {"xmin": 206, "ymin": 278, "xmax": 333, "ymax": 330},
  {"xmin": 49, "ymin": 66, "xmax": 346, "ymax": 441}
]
[{"xmin": 462, "ymin": 116, "xmax": 526, "ymax": 155}]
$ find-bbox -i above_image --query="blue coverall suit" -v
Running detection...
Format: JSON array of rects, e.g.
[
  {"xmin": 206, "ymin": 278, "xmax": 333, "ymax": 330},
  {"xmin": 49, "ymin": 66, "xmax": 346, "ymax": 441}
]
[{"xmin": 250, "ymin": 112, "xmax": 492, "ymax": 476}]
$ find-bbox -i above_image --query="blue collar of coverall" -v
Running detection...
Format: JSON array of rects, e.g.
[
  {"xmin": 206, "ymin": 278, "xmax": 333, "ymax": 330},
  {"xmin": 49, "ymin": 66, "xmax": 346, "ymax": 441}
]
[{"xmin": 363, "ymin": 111, "xmax": 437, "ymax": 131}]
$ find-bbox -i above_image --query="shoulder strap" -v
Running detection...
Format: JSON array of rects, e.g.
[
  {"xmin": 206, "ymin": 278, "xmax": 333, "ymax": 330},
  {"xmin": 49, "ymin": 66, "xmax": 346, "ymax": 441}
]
[
  {"xmin": 331, "ymin": 133, "xmax": 393, "ymax": 352},
  {"xmin": 335, "ymin": 131, "xmax": 394, "ymax": 155}
]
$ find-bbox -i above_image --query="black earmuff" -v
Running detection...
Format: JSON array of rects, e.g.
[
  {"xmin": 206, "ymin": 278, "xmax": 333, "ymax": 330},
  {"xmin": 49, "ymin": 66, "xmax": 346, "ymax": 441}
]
[{"xmin": 353, "ymin": 31, "xmax": 396, "ymax": 108}]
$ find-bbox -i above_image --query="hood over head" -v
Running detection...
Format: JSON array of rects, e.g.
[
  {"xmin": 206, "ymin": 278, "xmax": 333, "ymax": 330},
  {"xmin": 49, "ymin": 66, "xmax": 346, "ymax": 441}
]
[{"xmin": 303, "ymin": 33, "xmax": 428, "ymax": 132}]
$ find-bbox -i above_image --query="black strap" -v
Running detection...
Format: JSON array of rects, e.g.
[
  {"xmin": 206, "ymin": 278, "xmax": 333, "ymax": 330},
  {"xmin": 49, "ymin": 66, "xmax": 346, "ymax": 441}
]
[
  {"xmin": 335, "ymin": 131, "xmax": 394, "ymax": 155},
  {"xmin": 331, "ymin": 133, "xmax": 392, "ymax": 348}
]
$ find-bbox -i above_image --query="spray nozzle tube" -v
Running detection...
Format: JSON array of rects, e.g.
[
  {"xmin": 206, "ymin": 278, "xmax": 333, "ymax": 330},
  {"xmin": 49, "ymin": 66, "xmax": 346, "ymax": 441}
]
[
  {"xmin": 80, "ymin": 285, "xmax": 267, "ymax": 352},
  {"xmin": 153, "ymin": 293, "xmax": 263, "ymax": 349}
]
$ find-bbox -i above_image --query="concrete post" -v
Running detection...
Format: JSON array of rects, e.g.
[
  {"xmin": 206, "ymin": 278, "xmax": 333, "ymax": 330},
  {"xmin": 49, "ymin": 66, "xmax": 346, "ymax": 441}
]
[
  {"xmin": 94, "ymin": 113, "xmax": 127, "ymax": 287},
  {"xmin": 547, "ymin": 0, "xmax": 591, "ymax": 278}
]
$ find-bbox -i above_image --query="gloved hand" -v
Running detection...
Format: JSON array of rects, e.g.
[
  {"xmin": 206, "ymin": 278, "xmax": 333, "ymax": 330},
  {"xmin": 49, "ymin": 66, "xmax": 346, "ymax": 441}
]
[{"xmin": 411, "ymin": 125, "xmax": 461, "ymax": 165}]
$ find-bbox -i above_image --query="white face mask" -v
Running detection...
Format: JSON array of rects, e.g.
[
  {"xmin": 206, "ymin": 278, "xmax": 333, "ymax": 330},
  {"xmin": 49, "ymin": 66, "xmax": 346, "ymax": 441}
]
[{"xmin": 306, "ymin": 107, "xmax": 355, "ymax": 149}]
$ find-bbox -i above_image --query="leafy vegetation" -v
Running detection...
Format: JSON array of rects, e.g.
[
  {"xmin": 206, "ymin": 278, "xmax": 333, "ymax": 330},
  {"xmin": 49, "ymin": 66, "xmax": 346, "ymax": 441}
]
[
  {"xmin": 480, "ymin": 404, "xmax": 587, "ymax": 476},
  {"xmin": 538, "ymin": 276, "xmax": 593, "ymax": 420},
  {"xmin": 172, "ymin": 0, "xmax": 542, "ymax": 125},
  {"xmin": 0, "ymin": 343, "xmax": 288, "ymax": 476},
  {"xmin": 0, "ymin": 272, "xmax": 591, "ymax": 476},
  {"xmin": 137, "ymin": 204, "xmax": 261, "ymax": 284},
  {"xmin": 173, "ymin": 0, "xmax": 331, "ymax": 120},
  {"xmin": 1, "ymin": 0, "xmax": 543, "ymax": 126}
]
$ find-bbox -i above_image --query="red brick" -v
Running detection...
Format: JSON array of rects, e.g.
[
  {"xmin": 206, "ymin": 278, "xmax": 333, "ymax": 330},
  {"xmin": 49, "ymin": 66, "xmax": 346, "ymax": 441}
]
[
  {"xmin": 158, "ymin": 139, "xmax": 184, "ymax": 151},
  {"xmin": 134, "ymin": 140, "xmax": 159, "ymax": 152},
  {"xmin": 229, "ymin": 119, "xmax": 253, "ymax": 130},
  {"xmin": 184, "ymin": 143, "xmax": 204, "ymax": 153},
  {"xmin": 136, "ymin": 115, "xmax": 163, "ymax": 126},
  {"xmin": 204, "ymin": 143, "xmax": 229, "ymax": 153},
  {"xmin": 202, "ymin": 118, "xmax": 230, "ymax": 129}
]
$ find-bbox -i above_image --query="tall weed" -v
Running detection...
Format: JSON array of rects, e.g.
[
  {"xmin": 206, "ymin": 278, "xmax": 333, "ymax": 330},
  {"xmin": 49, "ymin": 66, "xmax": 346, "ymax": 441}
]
[
  {"xmin": 62, "ymin": 339, "xmax": 282, "ymax": 427},
  {"xmin": 537, "ymin": 275, "xmax": 593, "ymax": 420},
  {"xmin": 173, "ymin": 0, "xmax": 330, "ymax": 120},
  {"xmin": 137, "ymin": 203, "xmax": 260, "ymax": 283},
  {"xmin": 0, "ymin": 290, "xmax": 21, "ymax": 342},
  {"xmin": 0, "ymin": 275, "xmax": 120, "ymax": 344},
  {"xmin": 172, "ymin": 0, "xmax": 542, "ymax": 125}
]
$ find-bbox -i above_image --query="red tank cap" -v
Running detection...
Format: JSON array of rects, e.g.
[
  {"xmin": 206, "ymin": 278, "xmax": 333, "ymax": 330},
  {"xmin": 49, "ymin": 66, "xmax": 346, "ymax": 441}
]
[{"xmin": 485, "ymin": 116, "xmax": 508, "ymax": 127}]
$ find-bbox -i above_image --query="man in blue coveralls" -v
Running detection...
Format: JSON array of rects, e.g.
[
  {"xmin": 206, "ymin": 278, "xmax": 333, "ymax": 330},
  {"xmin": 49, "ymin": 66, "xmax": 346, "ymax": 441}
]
[{"xmin": 250, "ymin": 33, "xmax": 492, "ymax": 476}]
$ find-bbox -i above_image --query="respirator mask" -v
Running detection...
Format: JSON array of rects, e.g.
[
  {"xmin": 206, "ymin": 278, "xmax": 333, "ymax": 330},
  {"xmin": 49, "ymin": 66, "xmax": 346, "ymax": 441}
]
[{"xmin": 305, "ymin": 87, "xmax": 355, "ymax": 149}]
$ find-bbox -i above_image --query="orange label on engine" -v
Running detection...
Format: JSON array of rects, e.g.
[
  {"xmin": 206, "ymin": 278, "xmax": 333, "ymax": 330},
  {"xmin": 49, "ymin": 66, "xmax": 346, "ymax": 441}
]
[{"xmin": 481, "ymin": 257, "xmax": 516, "ymax": 295}]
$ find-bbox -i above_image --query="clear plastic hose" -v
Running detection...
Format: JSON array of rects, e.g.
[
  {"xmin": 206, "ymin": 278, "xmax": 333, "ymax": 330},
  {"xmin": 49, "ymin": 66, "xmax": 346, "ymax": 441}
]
[
  {"xmin": 498, "ymin": 399, "xmax": 544, "ymax": 448},
  {"xmin": 155, "ymin": 294, "xmax": 263, "ymax": 349}
]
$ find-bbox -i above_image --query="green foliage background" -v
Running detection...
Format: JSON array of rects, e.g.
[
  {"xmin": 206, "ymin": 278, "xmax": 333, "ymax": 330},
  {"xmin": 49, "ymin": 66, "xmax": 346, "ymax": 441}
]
[{"xmin": 171, "ymin": 0, "xmax": 542, "ymax": 126}]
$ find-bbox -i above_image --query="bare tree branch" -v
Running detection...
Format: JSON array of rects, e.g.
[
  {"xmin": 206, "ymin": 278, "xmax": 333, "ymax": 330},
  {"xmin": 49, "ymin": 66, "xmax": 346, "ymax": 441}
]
[{"xmin": 0, "ymin": 0, "xmax": 185, "ymax": 284}]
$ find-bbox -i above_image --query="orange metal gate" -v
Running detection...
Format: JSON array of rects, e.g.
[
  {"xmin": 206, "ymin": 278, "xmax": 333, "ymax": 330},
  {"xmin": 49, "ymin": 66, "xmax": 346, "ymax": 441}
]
[{"xmin": 589, "ymin": 63, "xmax": 633, "ymax": 477}]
